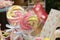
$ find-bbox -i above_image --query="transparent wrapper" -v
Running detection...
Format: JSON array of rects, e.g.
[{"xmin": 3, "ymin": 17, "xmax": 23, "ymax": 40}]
[
  {"xmin": 7, "ymin": 5, "xmax": 25, "ymax": 26},
  {"xmin": 6, "ymin": 3, "xmax": 48, "ymax": 40},
  {"xmin": 19, "ymin": 10, "xmax": 44, "ymax": 37}
]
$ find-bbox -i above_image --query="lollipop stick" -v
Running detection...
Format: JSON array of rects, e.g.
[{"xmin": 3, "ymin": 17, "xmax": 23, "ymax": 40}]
[{"xmin": 10, "ymin": 29, "xmax": 15, "ymax": 40}]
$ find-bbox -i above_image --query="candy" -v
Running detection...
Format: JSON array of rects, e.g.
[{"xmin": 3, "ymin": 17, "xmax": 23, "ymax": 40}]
[
  {"xmin": 32, "ymin": 3, "xmax": 48, "ymax": 23},
  {"xmin": 7, "ymin": 5, "xmax": 24, "ymax": 26},
  {"xmin": 19, "ymin": 11, "xmax": 39, "ymax": 30}
]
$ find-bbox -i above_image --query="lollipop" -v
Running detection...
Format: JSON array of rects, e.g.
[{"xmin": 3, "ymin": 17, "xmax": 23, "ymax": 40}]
[
  {"xmin": 19, "ymin": 11, "xmax": 43, "ymax": 36},
  {"xmin": 20, "ymin": 12, "xmax": 39, "ymax": 30},
  {"xmin": 7, "ymin": 5, "xmax": 25, "ymax": 26}
]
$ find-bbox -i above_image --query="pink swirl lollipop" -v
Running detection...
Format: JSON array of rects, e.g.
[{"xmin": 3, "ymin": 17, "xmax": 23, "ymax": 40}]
[
  {"xmin": 7, "ymin": 5, "xmax": 25, "ymax": 26},
  {"xmin": 19, "ymin": 12, "xmax": 39, "ymax": 31},
  {"xmin": 20, "ymin": 13, "xmax": 33, "ymax": 30}
]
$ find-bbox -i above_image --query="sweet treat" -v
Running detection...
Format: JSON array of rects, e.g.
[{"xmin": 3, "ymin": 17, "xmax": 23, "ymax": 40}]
[
  {"xmin": 19, "ymin": 12, "xmax": 43, "ymax": 36},
  {"xmin": 19, "ymin": 13, "xmax": 36, "ymax": 30},
  {"xmin": 7, "ymin": 5, "xmax": 25, "ymax": 26},
  {"xmin": 32, "ymin": 3, "xmax": 48, "ymax": 23},
  {"xmin": 0, "ymin": 0, "xmax": 14, "ymax": 8}
]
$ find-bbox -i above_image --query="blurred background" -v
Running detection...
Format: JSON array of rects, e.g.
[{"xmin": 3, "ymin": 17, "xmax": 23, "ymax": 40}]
[{"xmin": 0, "ymin": 0, "xmax": 60, "ymax": 30}]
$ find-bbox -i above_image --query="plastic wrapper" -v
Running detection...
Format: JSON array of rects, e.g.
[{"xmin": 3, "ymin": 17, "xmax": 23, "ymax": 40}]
[
  {"xmin": 19, "ymin": 13, "xmax": 36, "ymax": 30},
  {"xmin": 6, "ymin": 3, "xmax": 47, "ymax": 39},
  {"xmin": 19, "ymin": 10, "xmax": 43, "ymax": 36},
  {"xmin": 7, "ymin": 5, "xmax": 25, "ymax": 26}
]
